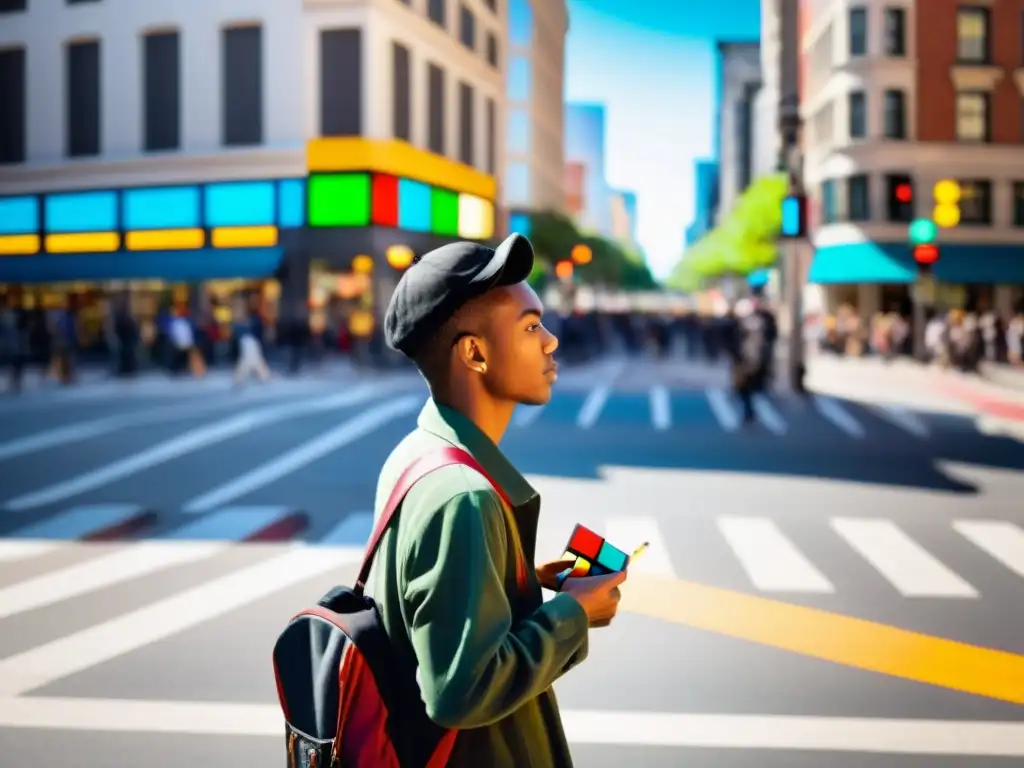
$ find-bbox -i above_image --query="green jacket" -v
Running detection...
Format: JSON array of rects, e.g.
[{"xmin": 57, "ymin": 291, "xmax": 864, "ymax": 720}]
[{"xmin": 370, "ymin": 398, "xmax": 589, "ymax": 767}]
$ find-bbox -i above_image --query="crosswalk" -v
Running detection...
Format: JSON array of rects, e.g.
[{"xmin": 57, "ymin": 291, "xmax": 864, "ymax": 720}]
[
  {"xmin": 512, "ymin": 388, "xmax": 954, "ymax": 441},
  {"xmin": 3, "ymin": 505, "xmax": 1023, "ymax": 603}
]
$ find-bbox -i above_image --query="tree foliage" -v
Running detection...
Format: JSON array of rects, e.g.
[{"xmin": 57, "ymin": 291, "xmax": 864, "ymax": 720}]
[
  {"xmin": 523, "ymin": 210, "xmax": 658, "ymax": 291},
  {"xmin": 668, "ymin": 172, "xmax": 788, "ymax": 289}
]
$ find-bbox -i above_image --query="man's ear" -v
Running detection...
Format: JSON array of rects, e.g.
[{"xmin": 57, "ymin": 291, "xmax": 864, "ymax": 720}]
[{"xmin": 455, "ymin": 335, "xmax": 488, "ymax": 374}]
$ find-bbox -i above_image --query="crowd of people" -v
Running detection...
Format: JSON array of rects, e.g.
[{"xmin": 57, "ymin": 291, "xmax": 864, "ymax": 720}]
[{"xmin": 818, "ymin": 303, "xmax": 1024, "ymax": 372}]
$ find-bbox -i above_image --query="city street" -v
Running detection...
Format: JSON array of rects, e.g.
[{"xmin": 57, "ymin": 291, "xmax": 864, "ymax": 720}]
[{"xmin": 1, "ymin": 354, "xmax": 1023, "ymax": 766}]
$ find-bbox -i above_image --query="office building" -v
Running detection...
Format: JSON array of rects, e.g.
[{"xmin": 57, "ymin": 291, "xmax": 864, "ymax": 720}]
[
  {"xmin": 685, "ymin": 159, "xmax": 720, "ymax": 246},
  {"xmin": 713, "ymin": 40, "xmax": 762, "ymax": 225},
  {"xmin": 505, "ymin": 0, "xmax": 569, "ymax": 238},
  {"xmin": 800, "ymin": 0, "xmax": 1024, "ymax": 317},
  {"xmin": 754, "ymin": 0, "xmax": 783, "ymax": 177},
  {"xmin": 0, "ymin": 0, "xmax": 506, "ymax": 326},
  {"xmin": 564, "ymin": 101, "xmax": 612, "ymax": 235},
  {"xmin": 610, "ymin": 189, "xmax": 638, "ymax": 244}
]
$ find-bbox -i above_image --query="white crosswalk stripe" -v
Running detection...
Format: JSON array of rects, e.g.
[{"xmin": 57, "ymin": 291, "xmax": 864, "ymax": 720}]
[
  {"xmin": 814, "ymin": 396, "xmax": 865, "ymax": 438},
  {"xmin": 872, "ymin": 403, "xmax": 930, "ymax": 438},
  {"xmin": 649, "ymin": 386, "xmax": 672, "ymax": 431},
  {"xmin": 704, "ymin": 388, "xmax": 740, "ymax": 431},
  {"xmin": 4, "ymin": 510, "xmax": 1022, "ymax": 604},
  {"xmin": 831, "ymin": 518, "xmax": 978, "ymax": 598},
  {"xmin": 717, "ymin": 517, "xmax": 833, "ymax": 593},
  {"xmin": 751, "ymin": 394, "xmax": 787, "ymax": 435}
]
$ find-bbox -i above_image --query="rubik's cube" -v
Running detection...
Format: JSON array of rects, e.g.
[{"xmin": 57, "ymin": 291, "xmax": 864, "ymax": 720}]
[{"xmin": 562, "ymin": 524, "xmax": 630, "ymax": 577}]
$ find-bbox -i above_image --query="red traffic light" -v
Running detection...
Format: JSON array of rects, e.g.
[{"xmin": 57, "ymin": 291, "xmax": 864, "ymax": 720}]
[
  {"xmin": 895, "ymin": 183, "xmax": 913, "ymax": 203},
  {"xmin": 913, "ymin": 244, "xmax": 938, "ymax": 264}
]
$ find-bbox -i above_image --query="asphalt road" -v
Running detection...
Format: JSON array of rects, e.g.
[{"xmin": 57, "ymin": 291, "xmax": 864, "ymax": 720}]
[{"xmin": 1, "ymin": 354, "xmax": 1023, "ymax": 766}]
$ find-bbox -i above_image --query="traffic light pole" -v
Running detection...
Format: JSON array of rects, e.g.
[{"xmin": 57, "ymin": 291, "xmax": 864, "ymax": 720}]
[
  {"xmin": 779, "ymin": 0, "xmax": 807, "ymax": 395},
  {"xmin": 912, "ymin": 272, "xmax": 928, "ymax": 361}
]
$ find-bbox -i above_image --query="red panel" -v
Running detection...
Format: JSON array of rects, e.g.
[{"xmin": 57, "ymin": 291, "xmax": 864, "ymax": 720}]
[{"xmin": 371, "ymin": 174, "xmax": 399, "ymax": 227}]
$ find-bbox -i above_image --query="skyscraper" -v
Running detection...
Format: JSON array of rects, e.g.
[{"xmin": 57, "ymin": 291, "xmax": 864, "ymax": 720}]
[{"xmin": 564, "ymin": 102, "xmax": 612, "ymax": 235}]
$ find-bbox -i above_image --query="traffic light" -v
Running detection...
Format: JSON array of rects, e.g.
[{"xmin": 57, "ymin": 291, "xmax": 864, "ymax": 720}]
[
  {"xmin": 570, "ymin": 244, "xmax": 592, "ymax": 265},
  {"xmin": 933, "ymin": 179, "xmax": 960, "ymax": 228},
  {"xmin": 886, "ymin": 174, "xmax": 914, "ymax": 222},
  {"xmin": 913, "ymin": 244, "xmax": 939, "ymax": 268},
  {"xmin": 780, "ymin": 194, "xmax": 807, "ymax": 237},
  {"xmin": 908, "ymin": 218, "xmax": 937, "ymax": 245}
]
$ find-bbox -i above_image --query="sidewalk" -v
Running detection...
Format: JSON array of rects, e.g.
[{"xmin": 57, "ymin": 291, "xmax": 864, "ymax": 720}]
[
  {"xmin": 804, "ymin": 354, "xmax": 1024, "ymax": 420},
  {"xmin": 978, "ymin": 362, "xmax": 1024, "ymax": 393}
]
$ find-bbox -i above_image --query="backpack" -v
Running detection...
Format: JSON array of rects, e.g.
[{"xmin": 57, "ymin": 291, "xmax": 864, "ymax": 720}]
[{"xmin": 272, "ymin": 446, "xmax": 530, "ymax": 768}]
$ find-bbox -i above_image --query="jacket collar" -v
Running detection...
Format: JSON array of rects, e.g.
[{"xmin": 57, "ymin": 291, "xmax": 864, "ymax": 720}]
[{"xmin": 416, "ymin": 398, "xmax": 537, "ymax": 508}]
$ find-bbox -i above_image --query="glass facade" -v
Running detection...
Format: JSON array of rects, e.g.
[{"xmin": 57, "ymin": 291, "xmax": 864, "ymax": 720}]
[
  {"xmin": 507, "ymin": 108, "xmax": 530, "ymax": 154},
  {"xmin": 505, "ymin": 162, "xmax": 530, "ymax": 204},
  {"xmin": 509, "ymin": 0, "xmax": 533, "ymax": 47},
  {"xmin": 508, "ymin": 55, "xmax": 531, "ymax": 103}
]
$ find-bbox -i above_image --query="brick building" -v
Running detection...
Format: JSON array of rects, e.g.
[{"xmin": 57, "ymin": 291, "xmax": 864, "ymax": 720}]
[{"xmin": 799, "ymin": 0, "xmax": 1024, "ymax": 321}]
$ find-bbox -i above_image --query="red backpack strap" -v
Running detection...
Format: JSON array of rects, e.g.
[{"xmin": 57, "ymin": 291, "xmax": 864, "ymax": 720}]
[{"xmin": 354, "ymin": 446, "xmax": 529, "ymax": 594}]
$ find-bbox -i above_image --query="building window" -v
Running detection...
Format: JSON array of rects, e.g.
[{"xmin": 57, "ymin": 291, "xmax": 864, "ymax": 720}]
[
  {"xmin": 884, "ymin": 8, "xmax": 906, "ymax": 56},
  {"xmin": 507, "ymin": 107, "xmax": 529, "ymax": 154},
  {"xmin": 67, "ymin": 40, "xmax": 101, "ymax": 157},
  {"xmin": 143, "ymin": 31, "xmax": 180, "ymax": 152},
  {"xmin": 0, "ymin": 0, "xmax": 27, "ymax": 11},
  {"xmin": 1013, "ymin": 182, "xmax": 1024, "ymax": 227},
  {"xmin": 459, "ymin": 6, "xmax": 475, "ymax": 49},
  {"xmin": 0, "ymin": 47, "xmax": 25, "ymax": 164},
  {"xmin": 428, "ymin": 0, "xmax": 446, "ymax": 29},
  {"xmin": 508, "ymin": 56, "xmax": 530, "ymax": 102},
  {"xmin": 222, "ymin": 26, "xmax": 263, "ymax": 147},
  {"xmin": 957, "ymin": 7, "xmax": 990, "ymax": 63},
  {"xmin": 820, "ymin": 179, "xmax": 838, "ymax": 224},
  {"xmin": 883, "ymin": 89, "xmax": 906, "ymax": 139},
  {"xmin": 849, "ymin": 7, "xmax": 867, "ymax": 56},
  {"xmin": 847, "ymin": 175, "xmax": 870, "ymax": 221},
  {"xmin": 958, "ymin": 179, "xmax": 992, "ymax": 224},
  {"xmin": 848, "ymin": 91, "xmax": 866, "ymax": 138},
  {"xmin": 486, "ymin": 32, "xmax": 499, "ymax": 67},
  {"xmin": 458, "ymin": 82, "xmax": 474, "ymax": 166},
  {"xmin": 885, "ymin": 173, "xmax": 914, "ymax": 222},
  {"xmin": 506, "ymin": 162, "xmax": 530, "ymax": 204},
  {"xmin": 320, "ymin": 29, "xmax": 362, "ymax": 137},
  {"xmin": 485, "ymin": 97, "xmax": 495, "ymax": 174},
  {"xmin": 483, "ymin": 0, "xmax": 496, "ymax": 11},
  {"xmin": 428, "ymin": 63, "xmax": 445, "ymax": 155},
  {"xmin": 956, "ymin": 92, "xmax": 989, "ymax": 141},
  {"xmin": 509, "ymin": 0, "xmax": 533, "ymax": 47},
  {"xmin": 392, "ymin": 42, "xmax": 411, "ymax": 141}
]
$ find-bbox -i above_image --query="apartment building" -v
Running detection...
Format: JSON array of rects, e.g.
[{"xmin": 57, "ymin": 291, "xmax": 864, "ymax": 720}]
[
  {"xmin": 714, "ymin": 41, "xmax": 762, "ymax": 226},
  {"xmin": 800, "ymin": 0, "xmax": 1024, "ymax": 318},
  {"xmin": 504, "ymin": 0, "xmax": 569, "ymax": 237},
  {"xmin": 0, "ymin": 0, "xmax": 506, "ymax": 323}
]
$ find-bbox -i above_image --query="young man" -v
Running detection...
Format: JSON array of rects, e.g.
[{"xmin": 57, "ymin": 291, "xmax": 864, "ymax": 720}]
[{"xmin": 372, "ymin": 233, "xmax": 627, "ymax": 767}]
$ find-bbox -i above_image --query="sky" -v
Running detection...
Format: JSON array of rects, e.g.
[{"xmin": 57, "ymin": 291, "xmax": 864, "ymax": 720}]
[{"xmin": 564, "ymin": 0, "xmax": 761, "ymax": 279}]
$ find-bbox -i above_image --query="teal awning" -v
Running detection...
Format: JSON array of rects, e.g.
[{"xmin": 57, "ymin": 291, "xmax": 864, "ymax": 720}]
[
  {"xmin": 809, "ymin": 242, "xmax": 1024, "ymax": 285},
  {"xmin": 0, "ymin": 247, "xmax": 284, "ymax": 284}
]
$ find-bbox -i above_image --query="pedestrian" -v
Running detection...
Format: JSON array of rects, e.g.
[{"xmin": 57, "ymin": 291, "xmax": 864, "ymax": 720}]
[{"xmin": 372, "ymin": 233, "xmax": 627, "ymax": 767}]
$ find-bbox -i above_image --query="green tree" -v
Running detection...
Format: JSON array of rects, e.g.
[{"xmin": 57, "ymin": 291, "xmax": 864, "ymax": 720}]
[{"xmin": 669, "ymin": 172, "xmax": 787, "ymax": 285}]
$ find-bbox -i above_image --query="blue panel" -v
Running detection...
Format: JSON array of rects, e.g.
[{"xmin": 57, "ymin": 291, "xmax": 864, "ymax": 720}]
[
  {"xmin": 509, "ymin": 213, "xmax": 532, "ymax": 237},
  {"xmin": 809, "ymin": 243, "xmax": 916, "ymax": 285},
  {"xmin": 398, "ymin": 179, "xmax": 431, "ymax": 232},
  {"xmin": 781, "ymin": 197, "xmax": 801, "ymax": 236},
  {"xmin": 747, "ymin": 268, "xmax": 770, "ymax": 288},
  {"xmin": 278, "ymin": 179, "xmax": 305, "ymax": 228},
  {"xmin": 0, "ymin": 196, "xmax": 39, "ymax": 235},
  {"xmin": 205, "ymin": 181, "xmax": 275, "ymax": 227},
  {"xmin": 811, "ymin": 241, "xmax": 1024, "ymax": 285},
  {"xmin": 124, "ymin": 186, "xmax": 201, "ymax": 230},
  {"xmin": 45, "ymin": 191, "xmax": 118, "ymax": 233},
  {"xmin": 0, "ymin": 248, "xmax": 284, "ymax": 284}
]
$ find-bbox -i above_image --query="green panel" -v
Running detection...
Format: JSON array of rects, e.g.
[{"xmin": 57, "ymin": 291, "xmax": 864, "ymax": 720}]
[
  {"xmin": 308, "ymin": 174, "xmax": 371, "ymax": 227},
  {"xmin": 908, "ymin": 218, "xmax": 937, "ymax": 245},
  {"xmin": 430, "ymin": 188, "xmax": 459, "ymax": 236}
]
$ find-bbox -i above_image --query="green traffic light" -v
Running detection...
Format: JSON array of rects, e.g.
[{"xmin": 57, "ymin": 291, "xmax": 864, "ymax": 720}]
[{"xmin": 908, "ymin": 218, "xmax": 937, "ymax": 245}]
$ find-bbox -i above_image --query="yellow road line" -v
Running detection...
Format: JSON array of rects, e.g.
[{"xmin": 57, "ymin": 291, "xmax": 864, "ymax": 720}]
[{"xmin": 622, "ymin": 574, "xmax": 1024, "ymax": 704}]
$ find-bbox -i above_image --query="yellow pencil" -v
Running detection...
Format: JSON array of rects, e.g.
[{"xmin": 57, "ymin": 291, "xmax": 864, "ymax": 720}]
[{"xmin": 630, "ymin": 542, "xmax": 650, "ymax": 563}]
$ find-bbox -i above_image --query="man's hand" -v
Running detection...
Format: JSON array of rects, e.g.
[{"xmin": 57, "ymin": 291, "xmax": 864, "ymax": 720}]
[
  {"xmin": 560, "ymin": 570, "xmax": 627, "ymax": 627},
  {"xmin": 535, "ymin": 559, "xmax": 576, "ymax": 591}
]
